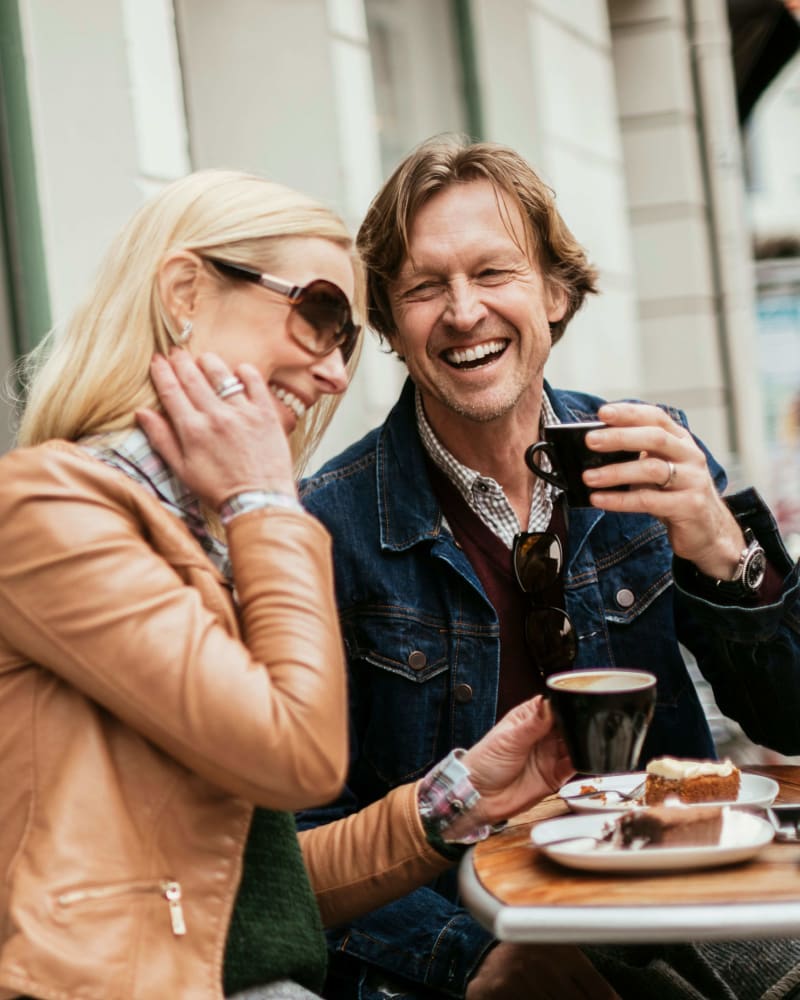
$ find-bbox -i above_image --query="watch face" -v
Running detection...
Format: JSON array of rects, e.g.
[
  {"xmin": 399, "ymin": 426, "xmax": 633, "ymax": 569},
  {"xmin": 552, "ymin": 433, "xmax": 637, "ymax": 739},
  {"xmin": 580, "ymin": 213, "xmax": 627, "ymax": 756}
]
[{"xmin": 743, "ymin": 546, "xmax": 767, "ymax": 591}]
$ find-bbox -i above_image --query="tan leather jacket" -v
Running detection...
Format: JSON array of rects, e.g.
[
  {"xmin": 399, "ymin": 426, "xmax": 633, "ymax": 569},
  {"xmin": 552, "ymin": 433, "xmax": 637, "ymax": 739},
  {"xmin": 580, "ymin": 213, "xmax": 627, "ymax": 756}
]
[{"xmin": 0, "ymin": 442, "xmax": 353, "ymax": 1000}]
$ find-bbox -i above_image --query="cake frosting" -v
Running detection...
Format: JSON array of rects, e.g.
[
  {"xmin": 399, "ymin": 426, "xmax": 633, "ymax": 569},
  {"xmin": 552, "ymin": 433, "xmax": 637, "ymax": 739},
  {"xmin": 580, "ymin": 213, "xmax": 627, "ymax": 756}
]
[
  {"xmin": 646, "ymin": 757, "xmax": 736, "ymax": 780},
  {"xmin": 644, "ymin": 756, "xmax": 741, "ymax": 805}
]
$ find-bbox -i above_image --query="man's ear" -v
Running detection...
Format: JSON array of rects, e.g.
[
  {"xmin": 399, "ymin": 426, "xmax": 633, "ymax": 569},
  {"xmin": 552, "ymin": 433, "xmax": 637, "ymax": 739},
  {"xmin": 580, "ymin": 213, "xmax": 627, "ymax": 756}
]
[
  {"xmin": 158, "ymin": 251, "xmax": 204, "ymax": 332},
  {"xmin": 545, "ymin": 282, "xmax": 569, "ymax": 324}
]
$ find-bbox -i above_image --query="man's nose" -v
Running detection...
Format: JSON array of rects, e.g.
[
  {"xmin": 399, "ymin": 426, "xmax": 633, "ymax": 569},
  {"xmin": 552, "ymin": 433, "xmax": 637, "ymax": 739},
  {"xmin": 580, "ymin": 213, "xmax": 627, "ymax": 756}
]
[{"xmin": 443, "ymin": 280, "xmax": 488, "ymax": 331}]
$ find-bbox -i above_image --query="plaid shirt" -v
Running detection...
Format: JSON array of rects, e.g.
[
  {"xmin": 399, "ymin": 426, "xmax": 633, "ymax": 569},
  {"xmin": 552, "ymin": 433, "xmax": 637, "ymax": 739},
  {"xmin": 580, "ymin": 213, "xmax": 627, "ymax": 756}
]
[
  {"xmin": 81, "ymin": 428, "xmax": 235, "ymax": 584},
  {"xmin": 415, "ymin": 387, "xmax": 560, "ymax": 548},
  {"xmin": 417, "ymin": 749, "xmax": 493, "ymax": 849}
]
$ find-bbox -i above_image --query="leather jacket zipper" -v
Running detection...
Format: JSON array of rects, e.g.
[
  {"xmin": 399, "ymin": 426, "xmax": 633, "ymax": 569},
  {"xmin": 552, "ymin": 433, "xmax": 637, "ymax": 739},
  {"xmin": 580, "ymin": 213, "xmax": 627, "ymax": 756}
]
[{"xmin": 56, "ymin": 878, "xmax": 186, "ymax": 936}]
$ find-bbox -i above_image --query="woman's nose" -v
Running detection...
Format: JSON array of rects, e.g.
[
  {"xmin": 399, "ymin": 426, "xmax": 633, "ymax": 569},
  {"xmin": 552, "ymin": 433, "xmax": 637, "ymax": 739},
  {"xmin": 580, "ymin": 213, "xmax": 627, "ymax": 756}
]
[{"xmin": 311, "ymin": 346, "xmax": 349, "ymax": 395}]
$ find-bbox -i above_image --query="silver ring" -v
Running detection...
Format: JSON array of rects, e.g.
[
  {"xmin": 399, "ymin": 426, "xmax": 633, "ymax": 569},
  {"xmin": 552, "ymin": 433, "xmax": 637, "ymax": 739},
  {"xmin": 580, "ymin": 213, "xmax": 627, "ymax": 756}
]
[
  {"xmin": 659, "ymin": 460, "xmax": 677, "ymax": 489},
  {"xmin": 215, "ymin": 375, "xmax": 241, "ymax": 395},
  {"xmin": 216, "ymin": 378, "xmax": 246, "ymax": 400}
]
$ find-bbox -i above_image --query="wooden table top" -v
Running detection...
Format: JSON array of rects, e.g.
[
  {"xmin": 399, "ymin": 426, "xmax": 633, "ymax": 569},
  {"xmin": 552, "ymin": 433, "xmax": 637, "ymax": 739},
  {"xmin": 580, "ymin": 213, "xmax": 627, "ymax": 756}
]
[{"xmin": 469, "ymin": 765, "xmax": 800, "ymax": 913}]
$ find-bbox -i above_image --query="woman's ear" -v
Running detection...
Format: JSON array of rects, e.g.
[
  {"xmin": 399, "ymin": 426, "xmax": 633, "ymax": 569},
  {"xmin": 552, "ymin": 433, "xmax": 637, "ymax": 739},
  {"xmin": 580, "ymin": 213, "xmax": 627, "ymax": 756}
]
[{"xmin": 158, "ymin": 251, "xmax": 204, "ymax": 335}]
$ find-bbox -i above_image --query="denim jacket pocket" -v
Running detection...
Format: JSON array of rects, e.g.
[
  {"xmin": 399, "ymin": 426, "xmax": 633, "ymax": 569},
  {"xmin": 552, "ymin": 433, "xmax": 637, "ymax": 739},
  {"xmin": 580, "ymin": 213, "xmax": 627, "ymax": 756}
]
[
  {"xmin": 596, "ymin": 521, "xmax": 673, "ymax": 625},
  {"xmin": 592, "ymin": 521, "xmax": 689, "ymax": 710},
  {"xmin": 343, "ymin": 612, "xmax": 450, "ymax": 786}
]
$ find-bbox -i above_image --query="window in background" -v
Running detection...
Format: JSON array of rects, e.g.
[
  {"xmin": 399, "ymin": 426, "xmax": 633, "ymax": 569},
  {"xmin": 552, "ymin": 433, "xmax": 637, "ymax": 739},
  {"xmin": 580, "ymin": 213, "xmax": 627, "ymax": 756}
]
[{"xmin": 364, "ymin": 0, "xmax": 471, "ymax": 176}]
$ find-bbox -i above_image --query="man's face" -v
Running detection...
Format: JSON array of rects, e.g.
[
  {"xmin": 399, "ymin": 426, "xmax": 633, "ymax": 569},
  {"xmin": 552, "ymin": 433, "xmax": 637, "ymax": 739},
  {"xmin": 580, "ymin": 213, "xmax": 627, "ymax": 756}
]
[{"xmin": 387, "ymin": 180, "xmax": 566, "ymax": 441}]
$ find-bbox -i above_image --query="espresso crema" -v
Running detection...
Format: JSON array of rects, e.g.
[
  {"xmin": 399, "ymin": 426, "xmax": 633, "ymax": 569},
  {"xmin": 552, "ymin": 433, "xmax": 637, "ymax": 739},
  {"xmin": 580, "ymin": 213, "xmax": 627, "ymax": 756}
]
[{"xmin": 547, "ymin": 670, "xmax": 655, "ymax": 693}]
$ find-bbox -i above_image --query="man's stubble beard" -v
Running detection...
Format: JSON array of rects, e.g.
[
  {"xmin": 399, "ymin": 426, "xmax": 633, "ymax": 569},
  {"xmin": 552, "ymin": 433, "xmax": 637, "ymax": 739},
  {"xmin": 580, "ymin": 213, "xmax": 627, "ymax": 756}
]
[{"xmin": 432, "ymin": 372, "xmax": 532, "ymax": 425}]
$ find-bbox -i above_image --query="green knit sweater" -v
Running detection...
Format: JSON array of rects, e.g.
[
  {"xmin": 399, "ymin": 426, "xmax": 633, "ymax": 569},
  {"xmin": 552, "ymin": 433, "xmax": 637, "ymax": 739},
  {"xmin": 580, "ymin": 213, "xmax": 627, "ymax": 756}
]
[{"xmin": 223, "ymin": 807, "xmax": 327, "ymax": 996}]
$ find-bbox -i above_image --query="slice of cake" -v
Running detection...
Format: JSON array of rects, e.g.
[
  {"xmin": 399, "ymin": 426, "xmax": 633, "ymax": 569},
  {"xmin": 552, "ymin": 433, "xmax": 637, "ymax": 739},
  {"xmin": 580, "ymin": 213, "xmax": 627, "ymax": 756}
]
[
  {"xmin": 605, "ymin": 804, "xmax": 724, "ymax": 849},
  {"xmin": 644, "ymin": 757, "xmax": 740, "ymax": 805}
]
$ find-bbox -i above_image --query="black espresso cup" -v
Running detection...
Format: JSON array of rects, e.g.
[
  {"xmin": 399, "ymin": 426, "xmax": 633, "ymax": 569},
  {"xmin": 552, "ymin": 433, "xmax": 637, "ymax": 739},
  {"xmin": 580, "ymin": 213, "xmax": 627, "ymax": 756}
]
[
  {"xmin": 525, "ymin": 422, "xmax": 638, "ymax": 507},
  {"xmin": 546, "ymin": 668, "xmax": 657, "ymax": 774}
]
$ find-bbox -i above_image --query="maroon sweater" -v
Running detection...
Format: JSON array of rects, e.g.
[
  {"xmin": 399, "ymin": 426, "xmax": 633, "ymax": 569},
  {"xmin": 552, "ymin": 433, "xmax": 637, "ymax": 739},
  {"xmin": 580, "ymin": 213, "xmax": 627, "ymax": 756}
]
[{"xmin": 427, "ymin": 462, "xmax": 568, "ymax": 721}]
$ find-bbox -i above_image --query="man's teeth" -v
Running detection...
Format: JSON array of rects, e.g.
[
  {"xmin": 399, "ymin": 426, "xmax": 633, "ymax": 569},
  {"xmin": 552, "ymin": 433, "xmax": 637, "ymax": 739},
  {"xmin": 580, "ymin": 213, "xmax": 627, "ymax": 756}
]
[
  {"xmin": 444, "ymin": 340, "xmax": 506, "ymax": 366},
  {"xmin": 270, "ymin": 385, "xmax": 307, "ymax": 419}
]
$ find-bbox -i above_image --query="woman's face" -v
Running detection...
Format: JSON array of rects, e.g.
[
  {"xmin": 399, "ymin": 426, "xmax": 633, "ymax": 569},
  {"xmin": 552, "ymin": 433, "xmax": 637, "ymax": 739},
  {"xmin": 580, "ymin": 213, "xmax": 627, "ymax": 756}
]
[{"xmin": 189, "ymin": 237, "xmax": 356, "ymax": 435}]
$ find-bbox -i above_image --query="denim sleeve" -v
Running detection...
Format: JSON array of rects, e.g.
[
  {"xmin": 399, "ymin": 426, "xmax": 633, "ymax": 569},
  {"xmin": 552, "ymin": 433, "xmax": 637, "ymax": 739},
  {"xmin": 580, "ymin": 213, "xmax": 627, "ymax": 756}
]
[
  {"xmin": 673, "ymin": 488, "xmax": 800, "ymax": 755},
  {"xmin": 296, "ymin": 793, "xmax": 495, "ymax": 998}
]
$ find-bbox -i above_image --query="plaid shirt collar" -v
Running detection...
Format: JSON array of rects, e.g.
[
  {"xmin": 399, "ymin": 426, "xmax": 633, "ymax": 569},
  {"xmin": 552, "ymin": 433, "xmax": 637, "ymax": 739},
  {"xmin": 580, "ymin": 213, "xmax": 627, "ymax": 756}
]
[
  {"xmin": 81, "ymin": 428, "xmax": 233, "ymax": 582},
  {"xmin": 415, "ymin": 387, "xmax": 560, "ymax": 547}
]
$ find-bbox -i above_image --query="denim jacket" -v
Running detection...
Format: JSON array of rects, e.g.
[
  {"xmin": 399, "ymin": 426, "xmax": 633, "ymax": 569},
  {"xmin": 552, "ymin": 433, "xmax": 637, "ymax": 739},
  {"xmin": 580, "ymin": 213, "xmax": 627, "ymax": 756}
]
[{"xmin": 299, "ymin": 378, "xmax": 800, "ymax": 1000}]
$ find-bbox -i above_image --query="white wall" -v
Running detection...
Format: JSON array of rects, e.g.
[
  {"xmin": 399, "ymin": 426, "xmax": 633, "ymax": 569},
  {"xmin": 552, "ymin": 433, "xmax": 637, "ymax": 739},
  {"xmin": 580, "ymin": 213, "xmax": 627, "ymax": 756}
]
[{"xmin": 18, "ymin": 0, "xmax": 145, "ymax": 325}]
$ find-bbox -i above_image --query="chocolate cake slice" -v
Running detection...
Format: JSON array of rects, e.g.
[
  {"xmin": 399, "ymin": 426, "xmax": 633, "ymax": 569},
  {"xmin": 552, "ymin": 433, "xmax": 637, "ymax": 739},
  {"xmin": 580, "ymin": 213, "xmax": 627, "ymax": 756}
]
[{"xmin": 606, "ymin": 805, "xmax": 724, "ymax": 849}]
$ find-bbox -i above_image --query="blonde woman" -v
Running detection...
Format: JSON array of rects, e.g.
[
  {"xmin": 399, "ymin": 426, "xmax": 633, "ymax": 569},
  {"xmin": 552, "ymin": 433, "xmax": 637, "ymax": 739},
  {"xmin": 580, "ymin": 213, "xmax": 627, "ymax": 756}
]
[{"xmin": 0, "ymin": 170, "xmax": 572, "ymax": 1000}]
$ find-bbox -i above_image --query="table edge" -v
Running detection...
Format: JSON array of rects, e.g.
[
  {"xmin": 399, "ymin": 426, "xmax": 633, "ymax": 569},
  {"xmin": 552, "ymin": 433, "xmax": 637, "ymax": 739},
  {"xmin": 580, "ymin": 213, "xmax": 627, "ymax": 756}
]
[{"xmin": 458, "ymin": 845, "xmax": 800, "ymax": 943}]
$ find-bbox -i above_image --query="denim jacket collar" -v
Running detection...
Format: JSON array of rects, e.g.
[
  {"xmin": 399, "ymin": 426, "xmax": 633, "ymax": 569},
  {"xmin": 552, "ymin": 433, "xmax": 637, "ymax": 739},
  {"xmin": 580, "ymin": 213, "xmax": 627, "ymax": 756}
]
[
  {"xmin": 375, "ymin": 376, "xmax": 607, "ymax": 564},
  {"xmin": 377, "ymin": 379, "xmax": 445, "ymax": 552}
]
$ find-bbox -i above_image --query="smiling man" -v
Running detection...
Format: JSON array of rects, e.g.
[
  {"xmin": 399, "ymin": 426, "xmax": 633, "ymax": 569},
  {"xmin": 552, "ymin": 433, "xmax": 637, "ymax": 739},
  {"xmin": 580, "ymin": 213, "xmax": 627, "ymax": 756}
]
[{"xmin": 298, "ymin": 135, "xmax": 800, "ymax": 1000}]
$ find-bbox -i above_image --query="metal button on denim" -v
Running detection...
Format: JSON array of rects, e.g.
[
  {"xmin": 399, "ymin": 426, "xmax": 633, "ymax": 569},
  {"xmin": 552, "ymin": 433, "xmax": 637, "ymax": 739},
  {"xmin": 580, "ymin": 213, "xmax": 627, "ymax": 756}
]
[
  {"xmin": 454, "ymin": 683, "xmax": 473, "ymax": 703},
  {"xmin": 616, "ymin": 588, "xmax": 635, "ymax": 609},
  {"xmin": 408, "ymin": 650, "xmax": 427, "ymax": 670}
]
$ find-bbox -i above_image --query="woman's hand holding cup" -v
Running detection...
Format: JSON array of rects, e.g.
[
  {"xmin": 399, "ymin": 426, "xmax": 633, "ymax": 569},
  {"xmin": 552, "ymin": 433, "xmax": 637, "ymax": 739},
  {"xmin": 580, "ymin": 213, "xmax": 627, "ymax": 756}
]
[{"xmin": 460, "ymin": 696, "xmax": 574, "ymax": 828}]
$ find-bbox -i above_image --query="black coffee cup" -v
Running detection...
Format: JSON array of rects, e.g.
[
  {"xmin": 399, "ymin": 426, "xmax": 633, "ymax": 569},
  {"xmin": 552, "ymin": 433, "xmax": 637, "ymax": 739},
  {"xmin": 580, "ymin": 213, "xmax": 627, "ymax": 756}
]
[
  {"xmin": 546, "ymin": 668, "xmax": 657, "ymax": 775},
  {"xmin": 525, "ymin": 422, "xmax": 638, "ymax": 507}
]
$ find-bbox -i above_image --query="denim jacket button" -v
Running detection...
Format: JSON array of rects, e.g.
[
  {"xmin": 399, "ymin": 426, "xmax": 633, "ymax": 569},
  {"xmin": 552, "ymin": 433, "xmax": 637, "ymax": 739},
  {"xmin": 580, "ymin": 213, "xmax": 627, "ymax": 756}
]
[
  {"xmin": 454, "ymin": 683, "xmax": 473, "ymax": 704},
  {"xmin": 615, "ymin": 588, "xmax": 635, "ymax": 609},
  {"xmin": 408, "ymin": 650, "xmax": 427, "ymax": 670}
]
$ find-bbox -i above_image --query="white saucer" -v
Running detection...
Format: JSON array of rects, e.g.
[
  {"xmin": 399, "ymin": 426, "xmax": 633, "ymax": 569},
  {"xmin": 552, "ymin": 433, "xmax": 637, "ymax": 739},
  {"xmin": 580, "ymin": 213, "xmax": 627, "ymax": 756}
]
[
  {"xmin": 532, "ymin": 808, "xmax": 775, "ymax": 873},
  {"xmin": 559, "ymin": 771, "xmax": 779, "ymax": 814}
]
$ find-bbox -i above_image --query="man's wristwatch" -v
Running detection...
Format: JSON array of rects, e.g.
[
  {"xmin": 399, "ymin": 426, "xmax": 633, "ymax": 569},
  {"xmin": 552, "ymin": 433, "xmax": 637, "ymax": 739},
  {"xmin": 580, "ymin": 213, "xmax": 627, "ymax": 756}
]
[{"xmin": 713, "ymin": 527, "xmax": 767, "ymax": 597}]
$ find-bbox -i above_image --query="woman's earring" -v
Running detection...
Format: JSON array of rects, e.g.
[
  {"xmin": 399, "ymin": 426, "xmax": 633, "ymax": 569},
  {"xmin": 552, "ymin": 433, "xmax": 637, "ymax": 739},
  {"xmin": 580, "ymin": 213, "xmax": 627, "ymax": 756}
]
[{"xmin": 178, "ymin": 320, "xmax": 193, "ymax": 344}]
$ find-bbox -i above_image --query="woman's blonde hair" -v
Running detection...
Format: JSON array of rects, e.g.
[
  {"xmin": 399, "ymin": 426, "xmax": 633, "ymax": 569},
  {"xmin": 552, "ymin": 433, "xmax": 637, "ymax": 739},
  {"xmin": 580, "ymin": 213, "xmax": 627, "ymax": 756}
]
[{"xmin": 16, "ymin": 168, "xmax": 364, "ymax": 471}]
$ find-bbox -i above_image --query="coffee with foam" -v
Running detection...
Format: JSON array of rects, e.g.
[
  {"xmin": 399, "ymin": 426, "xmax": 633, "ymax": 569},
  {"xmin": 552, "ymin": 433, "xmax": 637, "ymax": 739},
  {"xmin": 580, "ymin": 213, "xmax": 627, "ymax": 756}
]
[
  {"xmin": 546, "ymin": 668, "xmax": 657, "ymax": 774},
  {"xmin": 548, "ymin": 670, "xmax": 655, "ymax": 694}
]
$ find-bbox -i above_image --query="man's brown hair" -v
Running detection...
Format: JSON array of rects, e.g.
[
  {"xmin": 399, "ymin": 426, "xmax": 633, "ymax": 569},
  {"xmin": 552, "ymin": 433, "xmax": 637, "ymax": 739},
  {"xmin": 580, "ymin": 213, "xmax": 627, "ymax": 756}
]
[{"xmin": 356, "ymin": 133, "xmax": 599, "ymax": 345}]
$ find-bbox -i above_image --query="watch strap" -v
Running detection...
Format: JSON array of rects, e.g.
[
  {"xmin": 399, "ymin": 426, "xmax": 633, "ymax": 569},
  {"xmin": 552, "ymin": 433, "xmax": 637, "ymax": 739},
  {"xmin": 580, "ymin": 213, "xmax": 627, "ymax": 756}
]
[{"xmin": 711, "ymin": 527, "xmax": 767, "ymax": 597}]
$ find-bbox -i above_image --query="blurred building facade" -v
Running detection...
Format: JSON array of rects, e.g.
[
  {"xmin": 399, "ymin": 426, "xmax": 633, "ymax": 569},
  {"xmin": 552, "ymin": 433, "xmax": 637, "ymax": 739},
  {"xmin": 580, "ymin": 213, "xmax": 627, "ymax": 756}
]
[
  {"xmin": 745, "ymin": 46, "xmax": 800, "ymax": 557},
  {"xmin": 0, "ymin": 0, "xmax": 789, "ymax": 514}
]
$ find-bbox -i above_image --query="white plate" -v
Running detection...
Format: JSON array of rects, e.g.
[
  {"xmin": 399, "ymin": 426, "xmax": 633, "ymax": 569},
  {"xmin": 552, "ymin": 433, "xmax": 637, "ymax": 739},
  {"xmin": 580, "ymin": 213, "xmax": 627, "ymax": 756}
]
[
  {"xmin": 531, "ymin": 808, "xmax": 775, "ymax": 873},
  {"xmin": 559, "ymin": 771, "xmax": 779, "ymax": 814}
]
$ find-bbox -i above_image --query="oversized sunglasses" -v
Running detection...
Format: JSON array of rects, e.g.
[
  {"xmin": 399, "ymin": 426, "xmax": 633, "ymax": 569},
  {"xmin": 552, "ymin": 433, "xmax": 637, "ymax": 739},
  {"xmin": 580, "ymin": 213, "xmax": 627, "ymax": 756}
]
[
  {"xmin": 512, "ymin": 531, "xmax": 578, "ymax": 677},
  {"xmin": 205, "ymin": 257, "xmax": 361, "ymax": 362}
]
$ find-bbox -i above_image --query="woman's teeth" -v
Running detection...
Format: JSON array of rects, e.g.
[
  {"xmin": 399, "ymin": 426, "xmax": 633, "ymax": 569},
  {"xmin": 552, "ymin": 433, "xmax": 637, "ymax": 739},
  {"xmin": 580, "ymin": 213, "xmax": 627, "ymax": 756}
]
[
  {"xmin": 270, "ymin": 384, "xmax": 307, "ymax": 419},
  {"xmin": 444, "ymin": 340, "xmax": 506, "ymax": 367}
]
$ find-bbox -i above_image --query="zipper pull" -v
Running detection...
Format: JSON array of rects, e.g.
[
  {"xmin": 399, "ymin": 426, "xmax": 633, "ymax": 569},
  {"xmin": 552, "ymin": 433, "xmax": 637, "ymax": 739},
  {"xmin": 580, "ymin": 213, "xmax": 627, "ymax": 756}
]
[{"xmin": 162, "ymin": 880, "xmax": 186, "ymax": 936}]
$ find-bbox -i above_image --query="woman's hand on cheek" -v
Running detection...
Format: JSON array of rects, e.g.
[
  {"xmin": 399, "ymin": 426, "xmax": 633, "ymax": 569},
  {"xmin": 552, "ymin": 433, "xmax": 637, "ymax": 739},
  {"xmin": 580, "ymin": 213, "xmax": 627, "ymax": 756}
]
[{"xmin": 136, "ymin": 350, "xmax": 297, "ymax": 510}]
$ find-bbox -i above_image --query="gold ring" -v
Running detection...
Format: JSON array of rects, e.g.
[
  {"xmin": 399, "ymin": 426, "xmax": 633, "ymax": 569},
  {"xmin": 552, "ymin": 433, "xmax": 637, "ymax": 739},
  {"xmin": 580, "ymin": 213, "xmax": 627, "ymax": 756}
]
[{"xmin": 659, "ymin": 460, "xmax": 677, "ymax": 489}]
